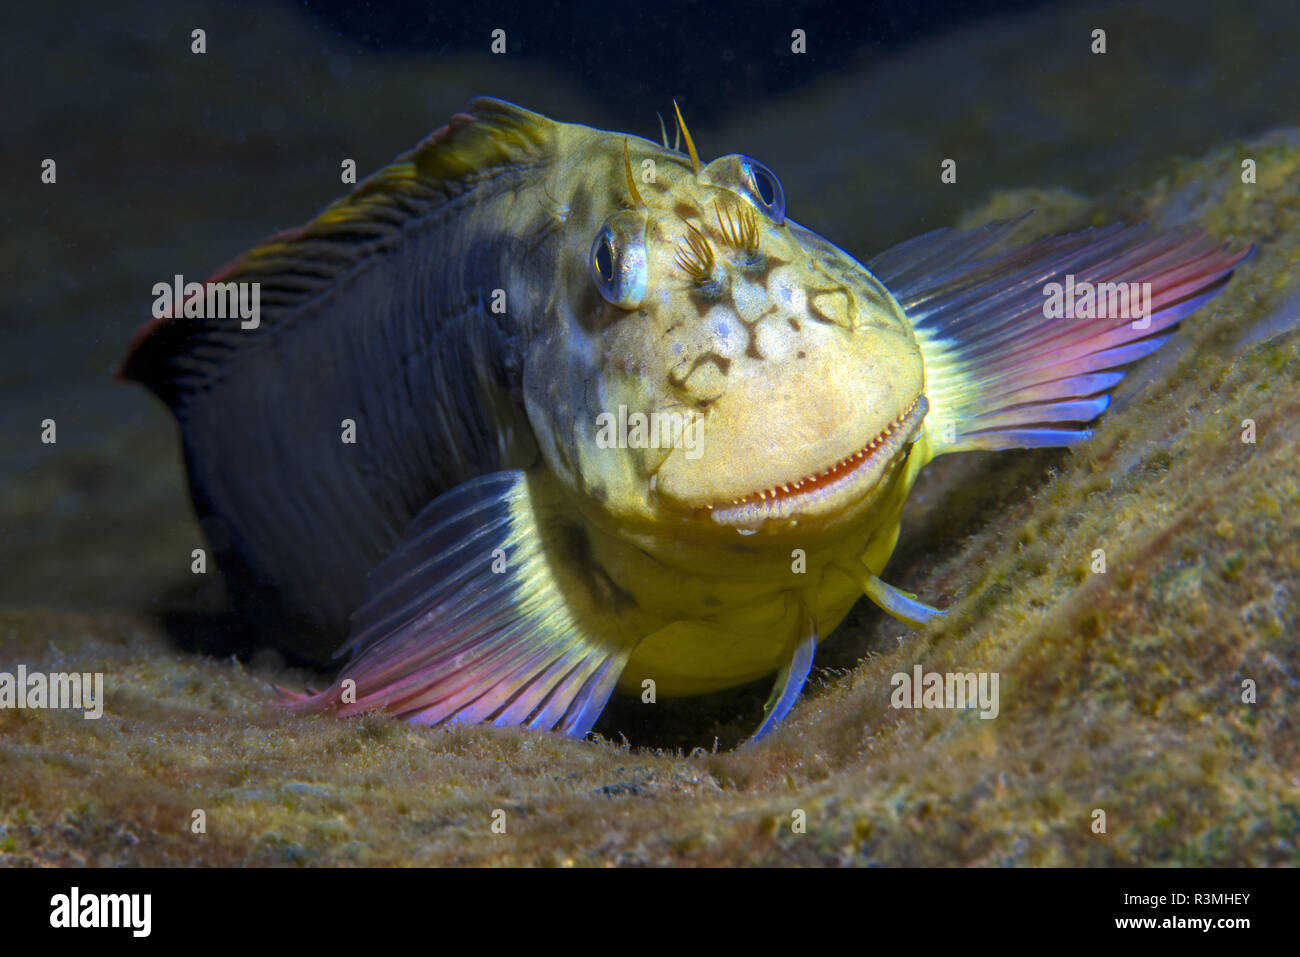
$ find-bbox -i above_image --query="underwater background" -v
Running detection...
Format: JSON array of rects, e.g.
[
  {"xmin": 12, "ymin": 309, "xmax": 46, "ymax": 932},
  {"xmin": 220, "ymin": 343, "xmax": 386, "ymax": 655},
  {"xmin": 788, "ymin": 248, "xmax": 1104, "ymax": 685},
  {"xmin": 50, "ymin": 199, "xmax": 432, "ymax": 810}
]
[{"xmin": 2, "ymin": 0, "xmax": 1298, "ymax": 865}]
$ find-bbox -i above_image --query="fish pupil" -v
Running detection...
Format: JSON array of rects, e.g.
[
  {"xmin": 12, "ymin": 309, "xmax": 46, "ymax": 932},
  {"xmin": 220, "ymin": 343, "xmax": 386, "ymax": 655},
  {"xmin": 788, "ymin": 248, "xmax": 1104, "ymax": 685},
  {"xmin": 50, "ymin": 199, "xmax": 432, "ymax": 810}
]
[
  {"xmin": 753, "ymin": 170, "xmax": 776, "ymax": 207},
  {"xmin": 595, "ymin": 238, "xmax": 613, "ymax": 283}
]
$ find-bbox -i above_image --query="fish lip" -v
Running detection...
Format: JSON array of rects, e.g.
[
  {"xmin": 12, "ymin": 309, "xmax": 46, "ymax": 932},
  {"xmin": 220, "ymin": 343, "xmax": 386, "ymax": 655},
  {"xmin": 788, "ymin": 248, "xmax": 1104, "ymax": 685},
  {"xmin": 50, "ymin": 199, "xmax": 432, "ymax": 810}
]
[{"xmin": 694, "ymin": 393, "xmax": 928, "ymax": 527}]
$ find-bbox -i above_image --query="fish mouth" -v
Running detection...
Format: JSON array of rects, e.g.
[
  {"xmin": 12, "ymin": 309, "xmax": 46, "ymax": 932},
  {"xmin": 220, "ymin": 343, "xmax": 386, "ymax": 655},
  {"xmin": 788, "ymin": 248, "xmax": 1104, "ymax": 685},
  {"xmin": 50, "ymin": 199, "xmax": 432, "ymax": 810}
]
[{"xmin": 703, "ymin": 394, "xmax": 928, "ymax": 527}]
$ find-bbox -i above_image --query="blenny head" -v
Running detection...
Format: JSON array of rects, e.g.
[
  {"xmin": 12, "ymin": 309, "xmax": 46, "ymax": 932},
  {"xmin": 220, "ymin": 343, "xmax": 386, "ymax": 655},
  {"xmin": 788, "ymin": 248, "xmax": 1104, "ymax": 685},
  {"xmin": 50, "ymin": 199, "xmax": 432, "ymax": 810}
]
[{"xmin": 523, "ymin": 106, "xmax": 927, "ymax": 544}]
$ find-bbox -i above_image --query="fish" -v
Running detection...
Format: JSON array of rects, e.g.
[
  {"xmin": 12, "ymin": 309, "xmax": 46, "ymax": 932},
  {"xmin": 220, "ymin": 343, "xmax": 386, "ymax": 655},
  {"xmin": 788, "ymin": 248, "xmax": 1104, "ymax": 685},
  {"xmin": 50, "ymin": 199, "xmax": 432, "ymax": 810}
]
[{"xmin": 118, "ymin": 98, "xmax": 1251, "ymax": 742}]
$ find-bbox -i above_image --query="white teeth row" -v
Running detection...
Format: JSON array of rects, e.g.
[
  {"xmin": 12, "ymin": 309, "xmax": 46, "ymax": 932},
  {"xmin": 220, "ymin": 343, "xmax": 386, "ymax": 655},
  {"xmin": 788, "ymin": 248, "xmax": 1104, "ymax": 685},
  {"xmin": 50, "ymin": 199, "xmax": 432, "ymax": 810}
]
[
  {"xmin": 810, "ymin": 403, "xmax": 914, "ymax": 481},
  {"xmin": 703, "ymin": 397, "xmax": 920, "ymax": 512}
]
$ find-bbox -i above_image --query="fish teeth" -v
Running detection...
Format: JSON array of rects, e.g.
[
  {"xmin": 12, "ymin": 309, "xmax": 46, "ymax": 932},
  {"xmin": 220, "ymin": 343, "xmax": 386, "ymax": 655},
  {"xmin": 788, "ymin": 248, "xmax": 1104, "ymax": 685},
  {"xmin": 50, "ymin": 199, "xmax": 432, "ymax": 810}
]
[{"xmin": 714, "ymin": 396, "xmax": 926, "ymax": 512}]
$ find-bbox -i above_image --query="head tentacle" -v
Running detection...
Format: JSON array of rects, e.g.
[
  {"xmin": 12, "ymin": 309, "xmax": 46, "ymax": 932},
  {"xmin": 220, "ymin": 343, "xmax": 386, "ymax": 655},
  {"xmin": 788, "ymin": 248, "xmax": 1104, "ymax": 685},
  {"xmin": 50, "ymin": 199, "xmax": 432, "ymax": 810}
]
[
  {"xmin": 672, "ymin": 100, "xmax": 701, "ymax": 176},
  {"xmin": 623, "ymin": 138, "xmax": 645, "ymax": 208}
]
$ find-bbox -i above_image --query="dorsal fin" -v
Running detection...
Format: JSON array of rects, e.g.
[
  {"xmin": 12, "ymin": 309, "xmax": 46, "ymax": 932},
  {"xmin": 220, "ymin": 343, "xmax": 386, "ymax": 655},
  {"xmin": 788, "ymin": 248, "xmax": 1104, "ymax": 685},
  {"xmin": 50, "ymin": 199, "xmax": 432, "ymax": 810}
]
[{"xmin": 118, "ymin": 97, "xmax": 555, "ymax": 404}]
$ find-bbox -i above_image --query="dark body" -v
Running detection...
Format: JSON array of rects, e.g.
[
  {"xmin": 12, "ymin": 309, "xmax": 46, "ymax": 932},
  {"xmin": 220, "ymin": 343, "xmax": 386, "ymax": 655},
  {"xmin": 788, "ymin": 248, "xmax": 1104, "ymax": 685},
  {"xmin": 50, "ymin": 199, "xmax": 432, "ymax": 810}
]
[{"xmin": 122, "ymin": 111, "xmax": 554, "ymax": 662}]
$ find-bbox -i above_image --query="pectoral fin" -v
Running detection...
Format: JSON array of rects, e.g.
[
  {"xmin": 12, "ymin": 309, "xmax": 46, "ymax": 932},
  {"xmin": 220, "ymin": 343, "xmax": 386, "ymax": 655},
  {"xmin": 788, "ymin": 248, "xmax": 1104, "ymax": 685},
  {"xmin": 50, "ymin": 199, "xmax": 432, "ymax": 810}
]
[
  {"xmin": 748, "ymin": 611, "xmax": 818, "ymax": 743},
  {"xmin": 870, "ymin": 217, "xmax": 1252, "ymax": 455},
  {"xmin": 280, "ymin": 468, "xmax": 637, "ymax": 737}
]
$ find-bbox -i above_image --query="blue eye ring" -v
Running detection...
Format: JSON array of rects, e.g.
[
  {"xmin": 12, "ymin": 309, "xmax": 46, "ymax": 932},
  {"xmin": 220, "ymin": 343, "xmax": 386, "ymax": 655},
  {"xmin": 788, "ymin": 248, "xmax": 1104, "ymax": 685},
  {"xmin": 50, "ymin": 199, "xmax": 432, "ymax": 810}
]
[
  {"xmin": 590, "ymin": 214, "xmax": 649, "ymax": 309},
  {"xmin": 740, "ymin": 158, "xmax": 785, "ymax": 222}
]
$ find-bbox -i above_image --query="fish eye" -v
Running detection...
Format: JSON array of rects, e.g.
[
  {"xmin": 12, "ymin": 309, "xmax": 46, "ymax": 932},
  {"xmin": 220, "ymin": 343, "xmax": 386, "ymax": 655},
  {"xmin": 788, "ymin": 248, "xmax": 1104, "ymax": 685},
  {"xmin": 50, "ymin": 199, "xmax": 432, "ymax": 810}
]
[
  {"xmin": 699, "ymin": 154, "xmax": 787, "ymax": 225},
  {"xmin": 741, "ymin": 158, "xmax": 785, "ymax": 223},
  {"xmin": 589, "ymin": 214, "xmax": 649, "ymax": 309}
]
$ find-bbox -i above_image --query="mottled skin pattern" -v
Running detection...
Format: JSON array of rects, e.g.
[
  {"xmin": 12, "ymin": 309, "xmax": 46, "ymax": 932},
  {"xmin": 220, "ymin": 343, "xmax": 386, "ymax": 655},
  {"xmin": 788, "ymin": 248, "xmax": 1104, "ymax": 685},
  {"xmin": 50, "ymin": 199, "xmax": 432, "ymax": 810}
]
[{"xmin": 511, "ymin": 109, "xmax": 931, "ymax": 694}]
